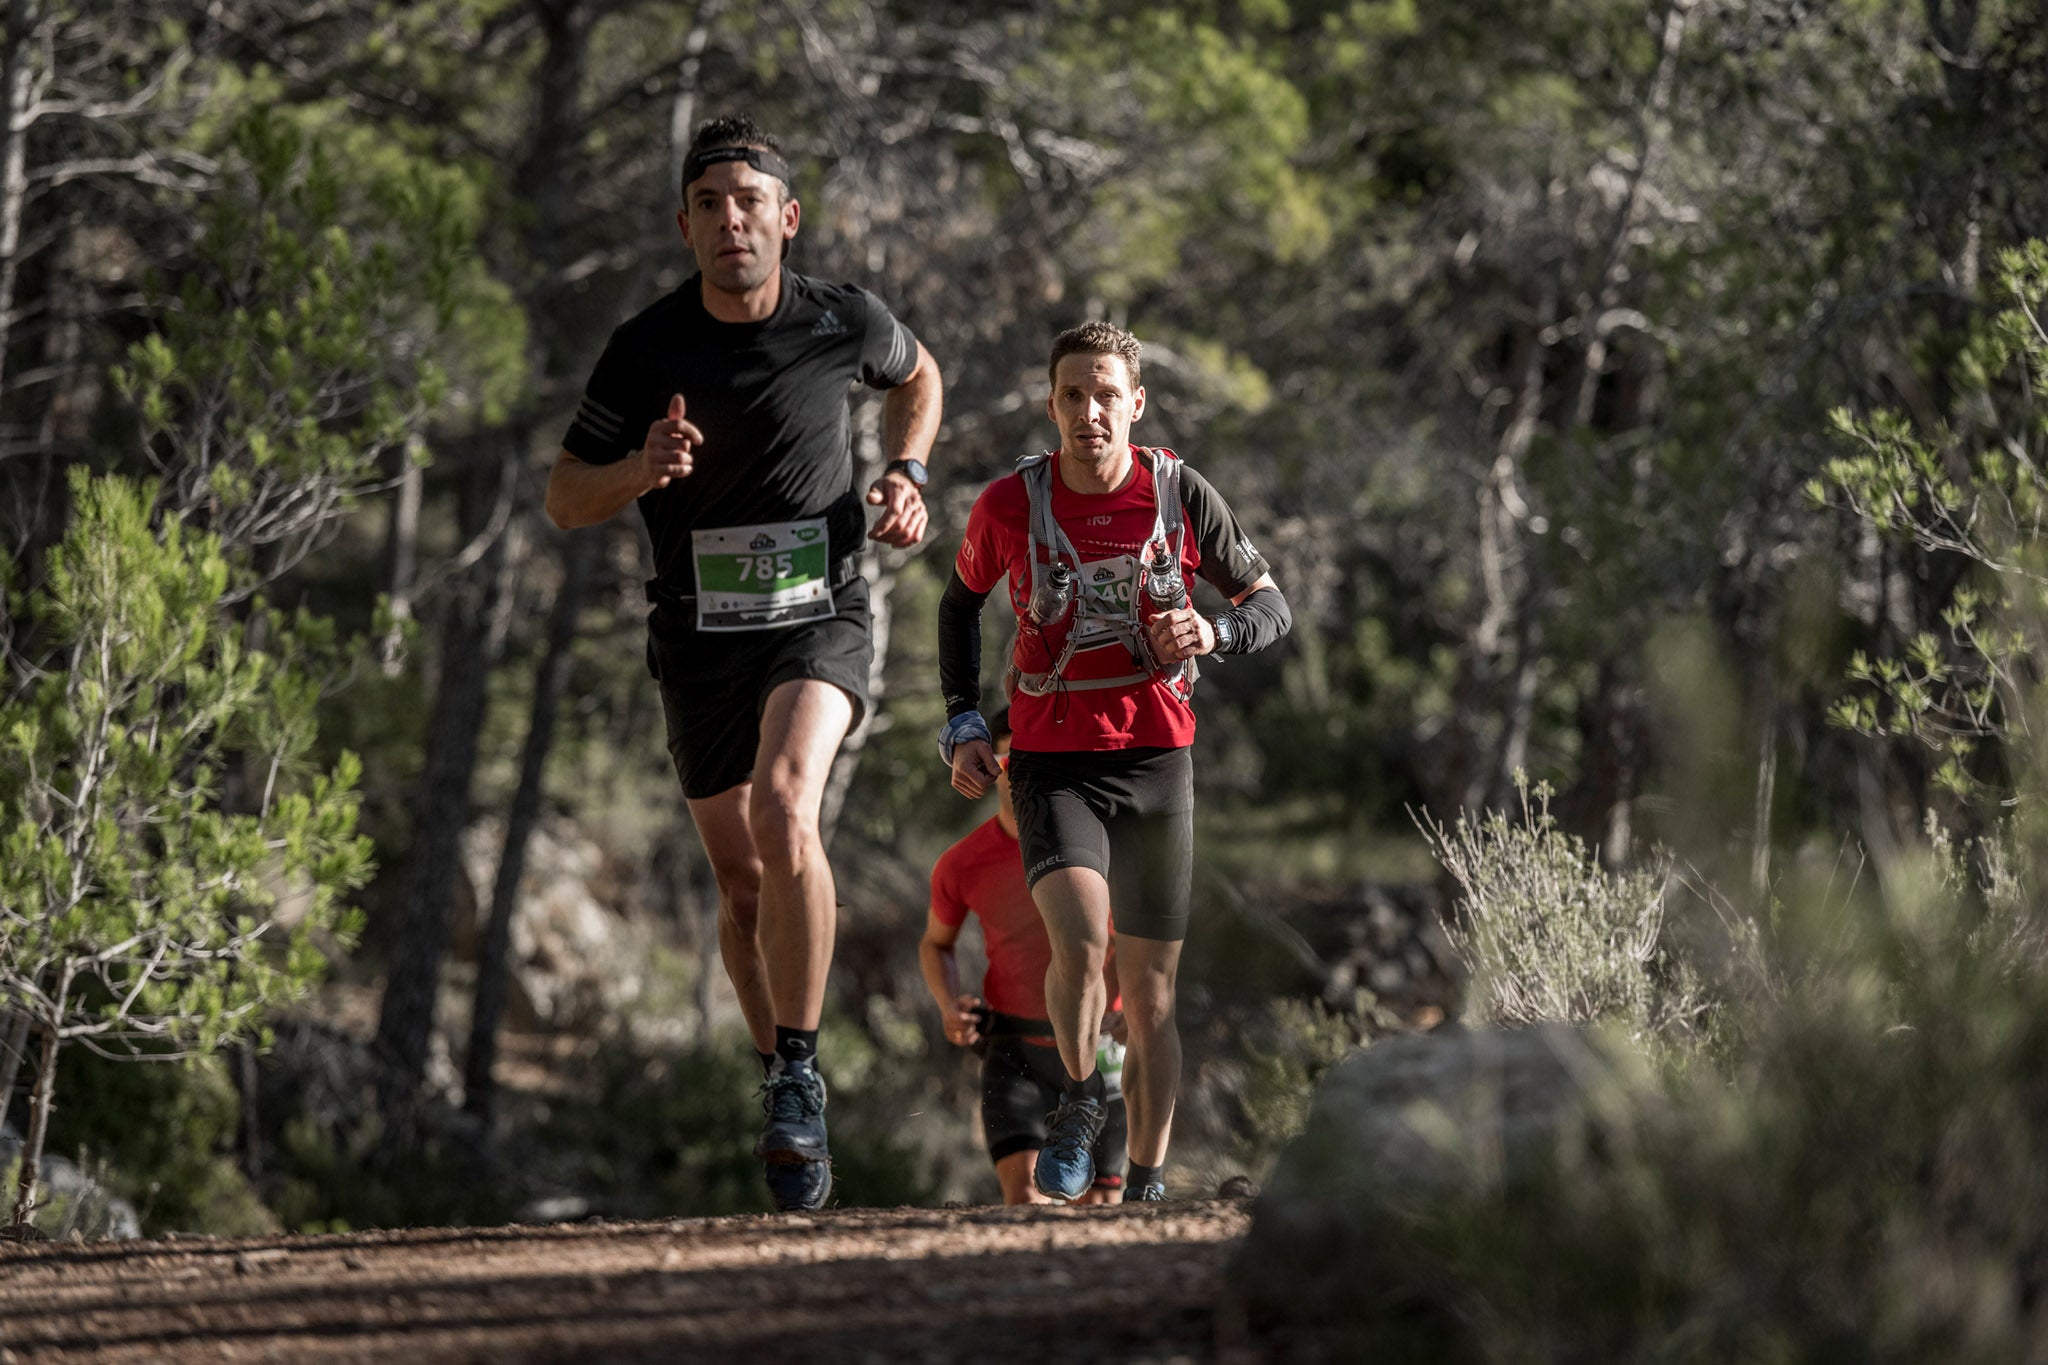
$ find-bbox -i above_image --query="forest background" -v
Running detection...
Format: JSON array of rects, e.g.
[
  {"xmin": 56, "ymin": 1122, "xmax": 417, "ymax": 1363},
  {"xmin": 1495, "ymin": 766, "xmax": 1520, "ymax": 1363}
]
[{"xmin": 1, "ymin": 0, "xmax": 2043, "ymax": 1240}]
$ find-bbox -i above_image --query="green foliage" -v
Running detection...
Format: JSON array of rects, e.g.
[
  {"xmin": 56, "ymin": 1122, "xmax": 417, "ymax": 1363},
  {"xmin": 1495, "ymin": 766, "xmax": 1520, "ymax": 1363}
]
[
  {"xmin": 263, "ymin": 1106, "xmax": 510, "ymax": 1233},
  {"xmin": 113, "ymin": 103, "xmax": 526, "ymax": 577},
  {"xmin": 0, "ymin": 471, "xmax": 371, "ymax": 1045},
  {"xmin": 1009, "ymin": 0, "xmax": 1332, "ymax": 303},
  {"xmin": 1821, "ymin": 243, "xmax": 2048, "ymax": 808},
  {"xmin": 1231, "ymin": 992, "xmax": 1391, "ymax": 1177},
  {"xmin": 44, "ymin": 1049, "xmax": 279, "ymax": 1236},
  {"xmin": 0, "ymin": 471, "xmax": 371, "ymax": 1224}
]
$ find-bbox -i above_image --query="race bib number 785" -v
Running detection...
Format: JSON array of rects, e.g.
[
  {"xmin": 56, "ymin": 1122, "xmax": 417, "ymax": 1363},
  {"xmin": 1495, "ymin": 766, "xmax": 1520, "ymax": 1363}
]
[{"xmin": 691, "ymin": 519, "xmax": 833, "ymax": 631}]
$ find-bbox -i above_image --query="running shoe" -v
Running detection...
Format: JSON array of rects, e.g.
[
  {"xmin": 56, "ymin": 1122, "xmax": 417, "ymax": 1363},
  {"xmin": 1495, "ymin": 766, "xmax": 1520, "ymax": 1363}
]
[
  {"xmin": 1128, "ymin": 1182, "xmax": 1168, "ymax": 1202},
  {"xmin": 1033, "ymin": 1095, "xmax": 1107, "ymax": 1201},
  {"xmin": 756, "ymin": 1061, "xmax": 832, "ymax": 1212}
]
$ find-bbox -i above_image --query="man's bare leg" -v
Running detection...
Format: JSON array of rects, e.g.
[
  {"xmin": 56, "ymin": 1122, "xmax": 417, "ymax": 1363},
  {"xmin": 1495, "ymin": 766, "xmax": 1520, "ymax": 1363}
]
[
  {"xmin": 685, "ymin": 785, "xmax": 774, "ymax": 1055},
  {"xmin": 1032, "ymin": 866, "xmax": 1113, "ymax": 1084},
  {"xmin": 750, "ymin": 678, "xmax": 855, "ymax": 1032},
  {"xmin": 993, "ymin": 1151, "xmax": 1054, "ymax": 1205},
  {"xmin": 1114, "ymin": 934, "xmax": 1183, "ymax": 1168}
]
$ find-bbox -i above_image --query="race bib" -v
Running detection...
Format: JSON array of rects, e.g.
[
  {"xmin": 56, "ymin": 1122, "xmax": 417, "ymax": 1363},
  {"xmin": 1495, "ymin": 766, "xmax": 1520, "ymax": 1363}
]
[
  {"xmin": 690, "ymin": 518, "xmax": 833, "ymax": 631},
  {"xmin": 1070, "ymin": 554, "xmax": 1141, "ymax": 649}
]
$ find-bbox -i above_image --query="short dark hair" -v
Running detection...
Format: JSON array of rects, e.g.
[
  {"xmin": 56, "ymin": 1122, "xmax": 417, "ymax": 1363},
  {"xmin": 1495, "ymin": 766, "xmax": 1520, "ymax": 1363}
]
[
  {"xmin": 683, "ymin": 115, "xmax": 789, "ymax": 199},
  {"xmin": 989, "ymin": 706, "xmax": 1012, "ymax": 743},
  {"xmin": 1048, "ymin": 321, "xmax": 1142, "ymax": 390}
]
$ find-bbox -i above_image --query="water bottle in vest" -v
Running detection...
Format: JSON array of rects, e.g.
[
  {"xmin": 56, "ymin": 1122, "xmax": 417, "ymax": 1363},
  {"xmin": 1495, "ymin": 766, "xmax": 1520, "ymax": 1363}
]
[
  {"xmin": 1096, "ymin": 1033, "xmax": 1125, "ymax": 1098},
  {"xmin": 1145, "ymin": 541, "xmax": 1187, "ymax": 612},
  {"xmin": 1030, "ymin": 559, "xmax": 1076, "ymax": 625}
]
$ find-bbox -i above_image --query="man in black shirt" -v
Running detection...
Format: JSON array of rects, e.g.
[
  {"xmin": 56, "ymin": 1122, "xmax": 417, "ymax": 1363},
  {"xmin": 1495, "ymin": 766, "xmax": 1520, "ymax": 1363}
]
[{"xmin": 547, "ymin": 115, "xmax": 941, "ymax": 1212}]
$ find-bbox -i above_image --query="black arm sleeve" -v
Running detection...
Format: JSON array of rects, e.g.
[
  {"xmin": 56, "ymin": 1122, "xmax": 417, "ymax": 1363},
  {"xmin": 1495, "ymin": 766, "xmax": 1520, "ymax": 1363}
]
[
  {"xmin": 1179, "ymin": 465, "xmax": 1272, "ymax": 597},
  {"xmin": 1215, "ymin": 585, "xmax": 1292, "ymax": 655},
  {"xmin": 939, "ymin": 569, "xmax": 992, "ymax": 718}
]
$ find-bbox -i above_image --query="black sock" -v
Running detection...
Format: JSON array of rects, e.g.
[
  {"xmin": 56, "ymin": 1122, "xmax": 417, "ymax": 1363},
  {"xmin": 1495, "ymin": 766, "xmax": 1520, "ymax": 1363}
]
[
  {"xmin": 774, "ymin": 1026, "xmax": 819, "ymax": 1068},
  {"xmin": 1128, "ymin": 1162, "xmax": 1163, "ymax": 1191},
  {"xmin": 1062, "ymin": 1069, "xmax": 1106, "ymax": 1103},
  {"xmin": 757, "ymin": 1050, "xmax": 777, "ymax": 1076}
]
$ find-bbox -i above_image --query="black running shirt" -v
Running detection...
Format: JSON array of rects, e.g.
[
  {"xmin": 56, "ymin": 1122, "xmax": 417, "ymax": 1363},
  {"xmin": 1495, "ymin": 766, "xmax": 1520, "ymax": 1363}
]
[{"xmin": 562, "ymin": 270, "xmax": 921, "ymax": 594}]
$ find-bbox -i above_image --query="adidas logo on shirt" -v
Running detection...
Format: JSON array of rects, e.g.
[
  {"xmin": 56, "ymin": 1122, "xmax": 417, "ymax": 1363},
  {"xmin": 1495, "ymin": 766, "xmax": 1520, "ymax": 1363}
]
[{"xmin": 812, "ymin": 309, "xmax": 847, "ymax": 337}]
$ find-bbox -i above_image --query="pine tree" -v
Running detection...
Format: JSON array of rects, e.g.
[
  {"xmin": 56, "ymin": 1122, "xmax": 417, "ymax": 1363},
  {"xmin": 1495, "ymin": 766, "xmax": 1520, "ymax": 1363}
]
[{"xmin": 0, "ymin": 471, "xmax": 371, "ymax": 1232}]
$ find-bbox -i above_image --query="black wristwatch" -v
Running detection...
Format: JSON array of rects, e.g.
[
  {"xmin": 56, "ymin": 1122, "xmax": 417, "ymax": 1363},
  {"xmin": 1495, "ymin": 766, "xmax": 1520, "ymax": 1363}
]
[
  {"xmin": 1210, "ymin": 611, "xmax": 1235, "ymax": 654},
  {"xmin": 884, "ymin": 457, "xmax": 929, "ymax": 488}
]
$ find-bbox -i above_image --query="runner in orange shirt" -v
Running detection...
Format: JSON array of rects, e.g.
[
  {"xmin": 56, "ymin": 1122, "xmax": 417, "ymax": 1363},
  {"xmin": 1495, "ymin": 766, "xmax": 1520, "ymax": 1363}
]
[{"xmin": 920, "ymin": 711, "xmax": 1127, "ymax": 1204}]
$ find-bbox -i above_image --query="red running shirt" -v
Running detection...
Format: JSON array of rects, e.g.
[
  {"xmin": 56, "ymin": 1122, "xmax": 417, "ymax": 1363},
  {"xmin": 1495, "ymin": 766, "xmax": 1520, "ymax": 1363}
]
[
  {"xmin": 954, "ymin": 448, "xmax": 1271, "ymax": 753},
  {"xmin": 929, "ymin": 817, "xmax": 1054, "ymax": 1020}
]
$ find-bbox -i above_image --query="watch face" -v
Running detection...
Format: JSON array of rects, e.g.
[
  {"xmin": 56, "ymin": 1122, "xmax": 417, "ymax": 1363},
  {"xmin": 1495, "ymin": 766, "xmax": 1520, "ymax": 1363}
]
[{"xmin": 890, "ymin": 459, "xmax": 929, "ymax": 487}]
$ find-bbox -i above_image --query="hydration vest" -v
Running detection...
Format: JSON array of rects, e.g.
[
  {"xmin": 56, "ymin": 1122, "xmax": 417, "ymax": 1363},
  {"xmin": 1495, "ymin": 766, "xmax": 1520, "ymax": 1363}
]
[{"xmin": 1011, "ymin": 447, "xmax": 1197, "ymax": 703}]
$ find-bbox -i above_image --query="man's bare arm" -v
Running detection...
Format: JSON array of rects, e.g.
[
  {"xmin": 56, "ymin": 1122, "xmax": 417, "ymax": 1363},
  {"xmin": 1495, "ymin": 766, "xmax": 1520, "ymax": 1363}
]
[
  {"xmin": 883, "ymin": 339, "xmax": 942, "ymax": 466},
  {"xmin": 545, "ymin": 393, "xmax": 704, "ymax": 529},
  {"xmin": 868, "ymin": 340, "xmax": 942, "ymax": 547},
  {"xmin": 919, "ymin": 909, "xmax": 982, "ymax": 1047}
]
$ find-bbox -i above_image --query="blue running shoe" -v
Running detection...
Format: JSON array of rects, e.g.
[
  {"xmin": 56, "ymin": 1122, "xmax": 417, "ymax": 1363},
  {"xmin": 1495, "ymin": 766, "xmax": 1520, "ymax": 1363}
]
[
  {"xmin": 1033, "ymin": 1095, "xmax": 1106, "ymax": 1202},
  {"xmin": 1128, "ymin": 1182, "xmax": 1167, "ymax": 1202},
  {"xmin": 756, "ymin": 1062, "xmax": 832, "ymax": 1212}
]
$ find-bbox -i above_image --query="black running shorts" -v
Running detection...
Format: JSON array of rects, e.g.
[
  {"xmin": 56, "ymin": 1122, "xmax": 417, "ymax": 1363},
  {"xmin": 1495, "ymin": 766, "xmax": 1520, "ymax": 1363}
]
[
  {"xmin": 1006, "ymin": 746, "xmax": 1195, "ymax": 942},
  {"xmin": 981, "ymin": 1035, "xmax": 1127, "ymax": 1186},
  {"xmin": 648, "ymin": 576, "xmax": 872, "ymax": 800}
]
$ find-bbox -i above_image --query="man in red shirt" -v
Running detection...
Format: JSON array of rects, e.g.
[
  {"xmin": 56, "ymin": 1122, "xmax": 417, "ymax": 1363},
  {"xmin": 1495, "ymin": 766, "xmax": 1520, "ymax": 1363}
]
[
  {"xmin": 935, "ymin": 321, "xmax": 1292, "ymax": 1202},
  {"xmin": 921, "ymin": 711, "xmax": 1127, "ymax": 1205}
]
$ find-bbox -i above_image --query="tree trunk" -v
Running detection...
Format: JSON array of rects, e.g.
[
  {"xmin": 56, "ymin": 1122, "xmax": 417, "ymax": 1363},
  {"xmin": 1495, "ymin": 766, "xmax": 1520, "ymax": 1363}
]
[
  {"xmin": 374, "ymin": 448, "xmax": 522, "ymax": 1135},
  {"xmin": 379, "ymin": 445, "xmax": 424, "ymax": 676},
  {"xmin": 234, "ymin": 1041, "xmax": 263, "ymax": 1182},
  {"xmin": 1483, "ymin": 604, "xmax": 1544, "ymax": 814},
  {"xmin": 10, "ymin": 976, "xmax": 63, "ymax": 1230},
  {"xmin": 1455, "ymin": 287, "xmax": 1550, "ymax": 817},
  {"xmin": 0, "ymin": 1008, "xmax": 27, "ymax": 1134},
  {"xmin": 0, "ymin": 0, "xmax": 44, "ymax": 396},
  {"xmin": 464, "ymin": 527, "xmax": 593, "ymax": 1128}
]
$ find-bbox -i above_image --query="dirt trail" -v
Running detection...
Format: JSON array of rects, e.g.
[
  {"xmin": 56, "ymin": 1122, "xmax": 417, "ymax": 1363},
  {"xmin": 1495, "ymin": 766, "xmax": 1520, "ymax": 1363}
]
[{"xmin": 0, "ymin": 1199, "xmax": 1253, "ymax": 1363}]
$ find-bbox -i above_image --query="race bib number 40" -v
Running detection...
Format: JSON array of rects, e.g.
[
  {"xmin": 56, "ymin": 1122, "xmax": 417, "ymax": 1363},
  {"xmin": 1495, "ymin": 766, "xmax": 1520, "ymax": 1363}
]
[
  {"xmin": 1070, "ymin": 554, "xmax": 1141, "ymax": 647},
  {"xmin": 691, "ymin": 519, "xmax": 833, "ymax": 631}
]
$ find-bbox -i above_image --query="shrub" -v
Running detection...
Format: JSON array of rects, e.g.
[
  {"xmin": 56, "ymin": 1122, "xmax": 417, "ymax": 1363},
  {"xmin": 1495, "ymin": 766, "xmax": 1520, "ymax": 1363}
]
[
  {"xmin": 1259, "ymin": 798, "xmax": 2048, "ymax": 1360},
  {"xmin": 1421, "ymin": 774, "xmax": 1711, "ymax": 1052},
  {"xmin": 1230, "ymin": 991, "xmax": 1395, "ymax": 1179},
  {"xmin": 43, "ymin": 1049, "xmax": 277, "ymax": 1236}
]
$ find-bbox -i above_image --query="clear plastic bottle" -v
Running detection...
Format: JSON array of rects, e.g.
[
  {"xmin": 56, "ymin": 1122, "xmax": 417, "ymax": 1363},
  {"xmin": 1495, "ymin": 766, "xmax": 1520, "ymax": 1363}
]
[
  {"xmin": 1029, "ymin": 559, "xmax": 1076, "ymax": 624},
  {"xmin": 1145, "ymin": 542, "xmax": 1187, "ymax": 612}
]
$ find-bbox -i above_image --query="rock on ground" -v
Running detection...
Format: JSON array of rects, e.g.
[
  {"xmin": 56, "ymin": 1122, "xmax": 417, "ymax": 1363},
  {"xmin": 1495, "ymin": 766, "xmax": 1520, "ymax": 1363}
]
[{"xmin": 1231, "ymin": 1024, "xmax": 1635, "ymax": 1347}]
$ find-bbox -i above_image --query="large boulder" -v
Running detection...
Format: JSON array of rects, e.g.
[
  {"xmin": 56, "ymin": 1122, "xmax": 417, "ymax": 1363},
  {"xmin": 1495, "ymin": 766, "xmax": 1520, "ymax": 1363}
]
[{"xmin": 1232, "ymin": 1024, "xmax": 1640, "ymax": 1350}]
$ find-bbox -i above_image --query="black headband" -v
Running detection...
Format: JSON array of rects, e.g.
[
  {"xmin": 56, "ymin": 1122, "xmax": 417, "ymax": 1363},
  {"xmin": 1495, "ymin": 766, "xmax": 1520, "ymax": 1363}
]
[{"xmin": 681, "ymin": 145, "xmax": 792, "ymax": 191}]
